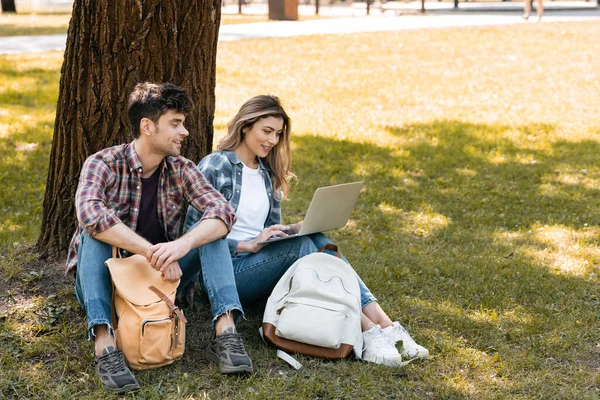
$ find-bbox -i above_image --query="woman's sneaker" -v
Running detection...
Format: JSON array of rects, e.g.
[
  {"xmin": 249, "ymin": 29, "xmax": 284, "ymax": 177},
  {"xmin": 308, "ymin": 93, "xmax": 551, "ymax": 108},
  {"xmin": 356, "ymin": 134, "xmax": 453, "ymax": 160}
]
[
  {"xmin": 383, "ymin": 322, "xmax": 430, "ymax": 359},
  {"xmin": 362, "ymin": 325, "xmax": 412, "ymax": 366},
  {"xmin": 206, "ymin": 327, "xmax": 254, "ymax": 374},
  {"xmin": 95, "ymin": 346, "xmax": 139, "ymax": 393}
]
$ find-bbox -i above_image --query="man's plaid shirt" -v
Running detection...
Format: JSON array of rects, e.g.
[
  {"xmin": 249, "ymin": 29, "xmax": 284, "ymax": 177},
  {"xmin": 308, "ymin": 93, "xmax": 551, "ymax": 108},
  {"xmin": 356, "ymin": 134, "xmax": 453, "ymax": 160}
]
[{"xmin": 66, "ymin": 142, "xmax": 235, "ymax": 275}]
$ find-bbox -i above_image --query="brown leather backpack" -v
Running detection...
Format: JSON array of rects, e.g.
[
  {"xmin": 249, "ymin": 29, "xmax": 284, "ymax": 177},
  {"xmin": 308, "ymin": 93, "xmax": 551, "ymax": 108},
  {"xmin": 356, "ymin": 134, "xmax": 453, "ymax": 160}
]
[{"xmin": 105, "ymin": 248, "xmax": 187, "ymax": 370}]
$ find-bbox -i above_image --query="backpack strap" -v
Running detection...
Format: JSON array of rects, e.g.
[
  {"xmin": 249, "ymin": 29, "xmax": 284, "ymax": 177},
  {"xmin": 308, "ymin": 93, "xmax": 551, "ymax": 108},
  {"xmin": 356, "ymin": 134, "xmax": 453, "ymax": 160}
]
[
  {"xmin": 149, "ymin": 285, "xmax": 188, "ymax": 324},
  {"xmin": 109, "ymin": 246, "xmax": 120, "ymax": 327},
  {"xmin": 258, "ymin": 326, "xmax": 303, "ymax": 370},
  {"xmin": 317, "ymin": 243, "xmax": 341, "ymax": 259}
]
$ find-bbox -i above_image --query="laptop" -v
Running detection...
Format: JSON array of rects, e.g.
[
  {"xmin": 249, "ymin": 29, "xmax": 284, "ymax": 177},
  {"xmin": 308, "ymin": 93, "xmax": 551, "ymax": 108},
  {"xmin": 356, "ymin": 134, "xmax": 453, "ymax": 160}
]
[{"xmin": 258, "ymin": 181, "xmax": 364, "ymax": 245}]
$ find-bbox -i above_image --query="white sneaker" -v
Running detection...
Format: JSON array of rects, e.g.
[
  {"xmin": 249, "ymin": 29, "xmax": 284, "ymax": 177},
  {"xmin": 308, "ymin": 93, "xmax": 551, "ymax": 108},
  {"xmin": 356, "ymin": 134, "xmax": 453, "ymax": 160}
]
[
  {"xmin": 362, "ymin": 325, "xmax": 409, "ymax": 366},
  {"xmin": 383, "ymin": 322, "xmax": 429, "ymax": 359}
]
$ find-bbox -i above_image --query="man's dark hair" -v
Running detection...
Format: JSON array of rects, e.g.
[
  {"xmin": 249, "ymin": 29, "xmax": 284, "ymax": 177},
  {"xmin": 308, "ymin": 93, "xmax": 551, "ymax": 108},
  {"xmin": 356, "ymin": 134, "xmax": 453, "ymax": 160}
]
[{"xmin": 127, "ymin": 82, "xmax": 194, "ymax": 139}]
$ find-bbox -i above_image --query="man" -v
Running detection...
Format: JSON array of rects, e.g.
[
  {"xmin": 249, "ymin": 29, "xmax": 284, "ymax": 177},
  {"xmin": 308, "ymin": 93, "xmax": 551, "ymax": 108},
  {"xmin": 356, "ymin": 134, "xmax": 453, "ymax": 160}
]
[{"xmin": 68, "ymin": 82, "xmax": 252, "ymax": 393}]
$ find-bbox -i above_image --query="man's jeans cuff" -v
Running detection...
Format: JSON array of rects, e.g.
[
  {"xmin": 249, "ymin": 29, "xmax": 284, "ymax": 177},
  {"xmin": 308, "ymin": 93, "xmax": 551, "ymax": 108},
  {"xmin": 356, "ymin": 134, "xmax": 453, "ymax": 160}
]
[
  {"xmin": 87, "ymin": 319, "xmax": 115, "ymax": 341},
  {"xmin": 211, "ymin": 305, "xmax": 244, "ymax": 326}
]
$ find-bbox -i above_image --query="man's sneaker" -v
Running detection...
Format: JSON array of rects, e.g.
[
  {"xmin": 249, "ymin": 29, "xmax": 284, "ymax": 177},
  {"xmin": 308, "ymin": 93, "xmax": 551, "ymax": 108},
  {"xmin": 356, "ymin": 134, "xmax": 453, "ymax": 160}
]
[
  {"xmin": 95, "ymin": 346, "xmax": 140, "ymax": 393},
  {"xmin": 383, "ymin": 321, "xmax": 430, "ymax": 359},
  {"xmin": 362, "ymin": 325, "xmax": 411, "ymax": 367},
  {"xmin": 206, "ymin": 327, "xmax": 253, "ymax": 374}
]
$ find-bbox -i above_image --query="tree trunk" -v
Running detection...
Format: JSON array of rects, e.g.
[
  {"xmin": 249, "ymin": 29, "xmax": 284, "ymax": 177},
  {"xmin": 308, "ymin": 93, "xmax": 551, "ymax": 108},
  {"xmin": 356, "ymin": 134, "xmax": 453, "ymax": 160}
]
[
  {"xmin": 1, "ymin": 0, "xmax": 17, "ymax": 13},
  {"xmin": 37, "ymin": 0, "xmax": 221, "ymax": 258}
]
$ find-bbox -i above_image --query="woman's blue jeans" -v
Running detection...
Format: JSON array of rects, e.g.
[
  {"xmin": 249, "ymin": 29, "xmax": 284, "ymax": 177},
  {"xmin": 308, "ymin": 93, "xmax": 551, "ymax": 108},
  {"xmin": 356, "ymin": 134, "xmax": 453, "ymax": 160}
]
[
  {"xmin": 177, "ymin": 235, "xmax": 321, "ymax": 323},
  {"xmin": 177, "ymin": 233, "xmax": 378, "ymax": 322}
]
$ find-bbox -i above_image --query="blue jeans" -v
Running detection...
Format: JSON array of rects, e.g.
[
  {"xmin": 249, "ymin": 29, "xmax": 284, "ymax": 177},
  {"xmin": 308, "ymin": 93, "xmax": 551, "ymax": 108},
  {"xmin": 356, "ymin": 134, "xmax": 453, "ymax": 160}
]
[
  {"xmin": 178, "ymin": 233, "xmax": 377, "ymax": 322},
  {"xmin": 178, "ymin": 235, "xmax": 319, "ymax": 322},
  {"xmin": 75, "ymin": 231, "xmax": 114, "ymax": 339},
  {"xmin": 178, "ymin": 238, "xmax": 244, "ymax": 323}
]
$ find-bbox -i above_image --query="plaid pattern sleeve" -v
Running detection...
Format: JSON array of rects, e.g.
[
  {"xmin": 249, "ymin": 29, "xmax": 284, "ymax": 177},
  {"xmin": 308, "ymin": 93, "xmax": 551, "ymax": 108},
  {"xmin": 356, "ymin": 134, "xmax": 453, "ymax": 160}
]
[
  {"xmin": 182, "ymin": 159, "xmax": 235, "ymax": 231},
  {"xmin": 75, "ymin": 155, "xmax": 124, "ymax": 236},
  {"xmin": 66, "ymin": 144, "xmax": 138, "ymax": 274},
  {"xmin": 184, "ymin": 152, "xmax": 232, "ymax": 233}
]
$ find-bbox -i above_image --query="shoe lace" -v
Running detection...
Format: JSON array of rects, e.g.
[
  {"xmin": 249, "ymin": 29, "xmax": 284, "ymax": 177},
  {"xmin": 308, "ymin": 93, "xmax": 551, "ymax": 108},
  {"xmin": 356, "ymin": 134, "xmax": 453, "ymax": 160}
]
[
  {"xmin": 100, "ymin": 350, "xmax": 128, "ymax": 374},
  {"xmin": 220, "ymin": 332, "xmax": 246, "ymax": 354},
  {"xmin": 368, "ymin": 328, "xmax": 394, "ymax": 350},
  {"xmin": 394, "ymin": 324, "xmax": 409, "ymax": 336}
]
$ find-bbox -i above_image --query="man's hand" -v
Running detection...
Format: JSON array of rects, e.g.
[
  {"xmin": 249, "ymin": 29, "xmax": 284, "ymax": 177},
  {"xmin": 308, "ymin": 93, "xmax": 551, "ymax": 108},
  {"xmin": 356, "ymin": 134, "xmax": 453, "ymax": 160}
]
[
  {"xmin": 147, "ymin": 238, "xmax": 192, "ymax": 271},
  {"xmin": 160, "ymin": 261, "xmax": 182, "ymax": 282}
]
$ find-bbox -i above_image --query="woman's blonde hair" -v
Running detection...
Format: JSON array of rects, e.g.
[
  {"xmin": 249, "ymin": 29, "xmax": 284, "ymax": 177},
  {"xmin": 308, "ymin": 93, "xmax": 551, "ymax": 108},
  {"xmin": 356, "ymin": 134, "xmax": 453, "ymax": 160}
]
[{"xmin": 218, "ymin": 95, "xmax": 295, "ymax": 199}]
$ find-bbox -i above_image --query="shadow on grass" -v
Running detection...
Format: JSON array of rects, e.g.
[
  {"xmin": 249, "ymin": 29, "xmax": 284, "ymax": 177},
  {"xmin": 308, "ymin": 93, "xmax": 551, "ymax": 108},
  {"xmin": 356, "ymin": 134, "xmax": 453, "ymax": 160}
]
[
  {"xmin": 290, "ymin": 120, "xmax": 600, "ymax": 396},
  {"xmin": 1, "ymin": 120, "xmax": 599, "ymax": 398}
]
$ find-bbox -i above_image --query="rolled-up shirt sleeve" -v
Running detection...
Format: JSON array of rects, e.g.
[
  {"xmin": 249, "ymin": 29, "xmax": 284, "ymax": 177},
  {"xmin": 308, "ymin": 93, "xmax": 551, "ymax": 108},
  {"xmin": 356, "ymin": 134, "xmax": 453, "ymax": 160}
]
[
  {"xmin": 75, "ymin": 156, "xmax": 123, "ymax": 236},
  {"xmin": 183, "ymin": 163, "xmax": 235, "ymax": 231}
]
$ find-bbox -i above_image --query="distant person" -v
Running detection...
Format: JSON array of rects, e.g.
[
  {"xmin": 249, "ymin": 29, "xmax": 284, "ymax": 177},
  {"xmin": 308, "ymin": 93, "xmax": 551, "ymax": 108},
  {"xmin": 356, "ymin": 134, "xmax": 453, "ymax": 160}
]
[
  {"xmin": 184, "ymin": 95, "xmax": 430, "ymax": 371},
  {"xmin": 523, "ymin": 0, "xmax": 543, "ymax": 21}
]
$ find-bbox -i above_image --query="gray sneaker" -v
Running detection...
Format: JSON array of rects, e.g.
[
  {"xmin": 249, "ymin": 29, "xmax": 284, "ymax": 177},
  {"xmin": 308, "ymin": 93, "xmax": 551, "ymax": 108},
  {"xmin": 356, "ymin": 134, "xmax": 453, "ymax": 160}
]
[
  {"xmin": 95, "ymin": 346, "xmax": 140, "ymax": 393},
  {"xmin": 206, "ymin": 327, "xmax": 253, "ymax": 374}
]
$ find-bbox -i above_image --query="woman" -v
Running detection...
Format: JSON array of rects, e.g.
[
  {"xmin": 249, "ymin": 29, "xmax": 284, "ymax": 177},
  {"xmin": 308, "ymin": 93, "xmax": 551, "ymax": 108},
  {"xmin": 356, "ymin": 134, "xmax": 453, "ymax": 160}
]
[{"xmin": 185, "ymin": 95, "xmax": 428, "ymax": 367}]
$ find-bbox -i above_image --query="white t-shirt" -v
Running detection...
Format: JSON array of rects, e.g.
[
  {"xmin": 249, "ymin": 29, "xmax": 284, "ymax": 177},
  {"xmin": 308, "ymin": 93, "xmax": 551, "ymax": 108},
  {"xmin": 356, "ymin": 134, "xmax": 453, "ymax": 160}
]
[{"xmin": 227, "ymin": 165, "xmax": 270, "ymax": 241}]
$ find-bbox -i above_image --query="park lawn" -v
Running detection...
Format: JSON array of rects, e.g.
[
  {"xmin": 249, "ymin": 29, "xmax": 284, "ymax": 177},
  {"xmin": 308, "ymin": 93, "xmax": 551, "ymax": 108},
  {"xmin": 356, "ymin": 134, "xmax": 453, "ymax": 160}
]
[
  {"xmin": 1, "ymin": 21, "xmax": 600, "ymax": 398},
  {"xmin": 0, "ymin": 13, "xmax": 71, "ymax": 36}
]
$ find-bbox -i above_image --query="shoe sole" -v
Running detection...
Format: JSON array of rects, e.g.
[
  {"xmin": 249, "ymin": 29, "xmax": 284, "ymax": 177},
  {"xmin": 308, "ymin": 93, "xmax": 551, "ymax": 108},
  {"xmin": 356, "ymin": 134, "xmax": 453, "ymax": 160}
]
[
  {"xmin": 394, "ymin": 339, "xmax": 429, "ymax": 360},
  {"xmin": 206, "ymin": 344, "xmax": 254, "ymax": 374},
  {"xmin": 363, "ymin": 354, "xmax": 414, "ymax": 367},
  {"xmin": 401, "ymin": 350, "xmax": 430, "ymax": 359},
  {"xmin": 105, "ymin": 383, "xmax": 140, "ymax": 393}
]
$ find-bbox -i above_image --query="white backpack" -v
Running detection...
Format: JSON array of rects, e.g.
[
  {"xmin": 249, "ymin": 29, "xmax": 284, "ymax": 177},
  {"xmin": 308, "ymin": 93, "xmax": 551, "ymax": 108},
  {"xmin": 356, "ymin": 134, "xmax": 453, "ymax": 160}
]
[{"xmin": 262, "ymin": 244, "xmax": 363, "ymax": 366}]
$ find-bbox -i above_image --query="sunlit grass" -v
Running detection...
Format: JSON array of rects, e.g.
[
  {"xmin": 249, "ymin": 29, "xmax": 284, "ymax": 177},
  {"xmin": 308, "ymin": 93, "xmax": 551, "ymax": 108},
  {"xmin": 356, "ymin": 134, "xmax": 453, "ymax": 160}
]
[
  {"xmin": 1, "ymin": 21, "xmax": 599, "ymax": 399},
  {"xmin": 0, "ymin": 13, "xmax": 71, "ymax": 36},
  {"xmin": 214, "ymin": 23, "xmax": 600, "ymax": 143}
]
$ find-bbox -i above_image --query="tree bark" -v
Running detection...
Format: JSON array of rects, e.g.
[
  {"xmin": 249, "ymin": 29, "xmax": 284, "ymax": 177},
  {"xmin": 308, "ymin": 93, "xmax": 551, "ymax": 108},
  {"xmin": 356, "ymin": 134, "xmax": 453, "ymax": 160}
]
[
  {"xmin": 1, "ymin": 0, "xmax": 17, "ymax": 13},
  {"xmin": 37, "ymin": 0, "xmax": 221, "ymax": 258}
]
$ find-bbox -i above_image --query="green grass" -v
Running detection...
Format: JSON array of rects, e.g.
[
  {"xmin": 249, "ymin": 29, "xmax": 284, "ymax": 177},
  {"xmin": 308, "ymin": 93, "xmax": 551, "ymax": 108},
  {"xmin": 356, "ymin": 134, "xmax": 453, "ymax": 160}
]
[
  {"xmin": 2, "ymin": 21, "xmax": 600, "ymax": 399},
  {"xmin": 0, "ymin": 53, "xmax": 60, "ymax": 280},
  {"xmin": 0, "ymin": 13, "xmax": 71, "ymax": 37}
]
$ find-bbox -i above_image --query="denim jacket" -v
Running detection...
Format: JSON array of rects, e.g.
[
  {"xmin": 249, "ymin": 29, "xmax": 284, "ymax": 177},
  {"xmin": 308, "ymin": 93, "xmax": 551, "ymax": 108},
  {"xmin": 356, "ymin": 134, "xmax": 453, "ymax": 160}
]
[{"xmin": 184, "ymin": 150, "xmax": 282, "ymax": 256}]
